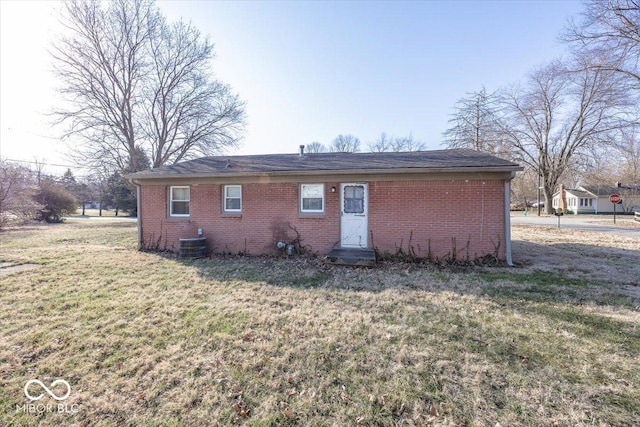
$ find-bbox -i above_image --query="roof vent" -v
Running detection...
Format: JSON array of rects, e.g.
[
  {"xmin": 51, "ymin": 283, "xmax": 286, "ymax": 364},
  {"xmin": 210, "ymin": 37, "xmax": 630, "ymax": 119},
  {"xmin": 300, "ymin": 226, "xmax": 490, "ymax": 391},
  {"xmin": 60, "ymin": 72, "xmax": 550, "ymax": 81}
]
[{"xmin": 299, "ymin": 145, "xmax": 305, "ymax": 156}]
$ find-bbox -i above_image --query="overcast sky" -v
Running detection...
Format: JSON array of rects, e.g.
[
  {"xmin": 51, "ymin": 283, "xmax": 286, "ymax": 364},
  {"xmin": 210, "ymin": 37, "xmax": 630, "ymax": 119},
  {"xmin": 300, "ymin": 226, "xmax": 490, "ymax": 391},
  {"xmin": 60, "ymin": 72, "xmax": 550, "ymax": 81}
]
[{"xmin": 0, "ymin": 0, "xmax": 584, "ymax": 176}]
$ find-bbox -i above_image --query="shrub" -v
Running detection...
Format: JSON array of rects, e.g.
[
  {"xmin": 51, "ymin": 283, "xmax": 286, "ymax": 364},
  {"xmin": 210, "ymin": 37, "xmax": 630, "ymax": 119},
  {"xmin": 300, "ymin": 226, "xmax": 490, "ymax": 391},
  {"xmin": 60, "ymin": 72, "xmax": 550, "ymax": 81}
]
[{"xmin": 33, "ymin": 180, "xmax": 78, "ymax": 223}]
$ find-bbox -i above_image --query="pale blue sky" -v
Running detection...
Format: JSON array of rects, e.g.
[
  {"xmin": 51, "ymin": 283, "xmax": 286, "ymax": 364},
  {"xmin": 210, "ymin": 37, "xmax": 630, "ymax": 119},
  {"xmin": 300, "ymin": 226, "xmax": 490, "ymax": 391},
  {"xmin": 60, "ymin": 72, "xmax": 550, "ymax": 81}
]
[{"xmin": 0, "ymin": 0, "xmax": 584, "ymax": 174}]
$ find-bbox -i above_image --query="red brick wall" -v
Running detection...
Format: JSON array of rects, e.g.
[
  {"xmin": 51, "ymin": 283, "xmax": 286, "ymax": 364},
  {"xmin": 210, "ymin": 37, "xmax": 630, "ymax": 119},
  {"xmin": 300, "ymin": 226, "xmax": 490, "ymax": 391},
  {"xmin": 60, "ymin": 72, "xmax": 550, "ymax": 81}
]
[
  {"xmin": 369, "ymin": 180, "xmax": 506, "ymax": 260},
  {"xmin": 139, "ymin": 183, "xmax": 341, "ymax": 255},
  {"xmin": 139, "ymin": 179, "xmax": 506, "ymax": 260}
]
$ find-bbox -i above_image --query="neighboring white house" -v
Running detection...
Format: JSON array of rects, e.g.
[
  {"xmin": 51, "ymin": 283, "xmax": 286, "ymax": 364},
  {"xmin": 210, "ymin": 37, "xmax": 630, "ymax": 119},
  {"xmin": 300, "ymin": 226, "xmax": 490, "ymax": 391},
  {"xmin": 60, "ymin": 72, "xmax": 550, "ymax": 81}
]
[{"xmin": 553, "ymin": 184, "xmax": 639, "ymax": 215}]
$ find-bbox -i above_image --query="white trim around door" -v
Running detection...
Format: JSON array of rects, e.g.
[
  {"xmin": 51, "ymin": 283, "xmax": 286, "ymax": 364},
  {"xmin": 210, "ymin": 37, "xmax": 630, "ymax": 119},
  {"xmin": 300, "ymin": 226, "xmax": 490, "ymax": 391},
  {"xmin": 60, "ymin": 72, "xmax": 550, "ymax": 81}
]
[{"xmin": 340, "ymin": 183, "xmax": 368, "ymax": 248}]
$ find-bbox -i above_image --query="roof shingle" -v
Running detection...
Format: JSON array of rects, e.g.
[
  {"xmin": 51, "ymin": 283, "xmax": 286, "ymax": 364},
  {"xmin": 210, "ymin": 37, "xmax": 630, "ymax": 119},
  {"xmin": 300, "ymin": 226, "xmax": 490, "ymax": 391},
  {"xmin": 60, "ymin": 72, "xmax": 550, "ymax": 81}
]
[{"xmin": 128, "ymin": 149, "xmax": 521, "ymax": 180}]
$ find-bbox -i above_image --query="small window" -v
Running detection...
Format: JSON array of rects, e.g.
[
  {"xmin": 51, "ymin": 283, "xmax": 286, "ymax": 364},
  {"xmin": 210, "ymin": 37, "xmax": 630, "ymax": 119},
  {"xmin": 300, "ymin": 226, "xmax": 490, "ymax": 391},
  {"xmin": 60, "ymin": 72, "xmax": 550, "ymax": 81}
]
[
  {"xmin": 344, "ymin": 185, "xmax": 365, "ymax": 214},
  {"xmin": 301, "ymin": 184, "xmax": 324, "ymax": 213},
  {"xmin": 170, "ymin": 186, "xmax": 190, "ymax": 217},
  {"xmin": 224, "ymin": 185, "xmax": 242, "ymax": 212}
]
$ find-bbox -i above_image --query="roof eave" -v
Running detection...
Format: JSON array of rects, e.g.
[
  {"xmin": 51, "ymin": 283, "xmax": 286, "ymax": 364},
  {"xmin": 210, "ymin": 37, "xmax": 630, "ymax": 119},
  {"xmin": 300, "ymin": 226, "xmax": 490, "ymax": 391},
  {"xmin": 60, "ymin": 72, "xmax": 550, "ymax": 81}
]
[{"xmin": 128, "ymin": 165, "xmax": 524, "ymax": 182}]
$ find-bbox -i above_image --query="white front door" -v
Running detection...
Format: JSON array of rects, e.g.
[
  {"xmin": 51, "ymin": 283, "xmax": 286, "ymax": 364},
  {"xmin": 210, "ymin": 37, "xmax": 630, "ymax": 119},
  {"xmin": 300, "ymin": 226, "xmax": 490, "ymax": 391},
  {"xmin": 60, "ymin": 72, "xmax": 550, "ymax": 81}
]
[{"xmin": 340, "ymin": 183, "xmax": 368, "ymax": 248}]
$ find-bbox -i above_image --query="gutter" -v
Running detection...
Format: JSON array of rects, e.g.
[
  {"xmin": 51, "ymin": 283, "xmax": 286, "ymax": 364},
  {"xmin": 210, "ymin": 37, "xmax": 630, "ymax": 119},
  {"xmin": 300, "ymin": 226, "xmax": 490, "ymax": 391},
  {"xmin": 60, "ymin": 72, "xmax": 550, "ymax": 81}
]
[
  {"xmin": 128, "ymin": 178, "xmax": 143, "ymax": 251},
  {"xmin": 504, "ymin": 172, "xmax": 516, "ymax": 267}
]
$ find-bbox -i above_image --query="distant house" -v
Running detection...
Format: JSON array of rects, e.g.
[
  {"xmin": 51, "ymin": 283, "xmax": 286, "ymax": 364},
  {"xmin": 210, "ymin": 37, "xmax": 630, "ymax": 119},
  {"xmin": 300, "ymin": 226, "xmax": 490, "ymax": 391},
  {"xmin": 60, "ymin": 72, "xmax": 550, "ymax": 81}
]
[
  {"xmin": 553, "ymin": 184, "xmax": 640, "ymax": 214},
  {"xmin": 127, "ymin": 148, "xmax": 523, "ymax": 264}
]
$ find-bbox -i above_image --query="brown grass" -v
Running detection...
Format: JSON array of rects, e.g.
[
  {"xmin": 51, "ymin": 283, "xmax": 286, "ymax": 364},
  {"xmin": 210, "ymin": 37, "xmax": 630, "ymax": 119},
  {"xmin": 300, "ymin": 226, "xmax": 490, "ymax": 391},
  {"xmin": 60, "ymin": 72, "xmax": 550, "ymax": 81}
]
[
  {"xmin": 0, "ymin": 219, "xmax": 638, "ymax": 426},
  {"xmin": 512, "ymin": 224, "xmax": 640, "ymax": 289}
]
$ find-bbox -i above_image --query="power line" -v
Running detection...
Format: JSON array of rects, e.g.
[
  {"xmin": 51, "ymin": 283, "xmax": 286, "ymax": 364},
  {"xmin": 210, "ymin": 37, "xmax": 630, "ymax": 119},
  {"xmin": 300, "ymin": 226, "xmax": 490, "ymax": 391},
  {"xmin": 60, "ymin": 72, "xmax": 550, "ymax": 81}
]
[
  {"xmin": 3, "ymin": 158, "xmax": 82, "ymax": 169},
  {"xmin": 2, "ymin": 158, "xmax": 100, "ymax": 180}
]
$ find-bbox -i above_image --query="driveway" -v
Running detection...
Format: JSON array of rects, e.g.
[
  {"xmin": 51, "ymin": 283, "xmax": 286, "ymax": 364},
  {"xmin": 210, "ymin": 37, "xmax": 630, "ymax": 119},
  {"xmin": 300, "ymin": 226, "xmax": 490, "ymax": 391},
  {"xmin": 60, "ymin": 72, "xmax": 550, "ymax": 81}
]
[{"xmin": 510, "ymin": 212, "xmax": 640, "ymax": 240}]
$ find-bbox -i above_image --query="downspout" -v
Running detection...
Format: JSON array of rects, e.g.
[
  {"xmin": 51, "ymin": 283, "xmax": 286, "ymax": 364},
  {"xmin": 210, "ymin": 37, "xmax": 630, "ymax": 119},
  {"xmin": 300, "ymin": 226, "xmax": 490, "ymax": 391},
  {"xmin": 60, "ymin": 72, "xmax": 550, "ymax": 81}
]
[
  {"xmin": 504, "ymin": 172, "xmax": 516, "ymax": 266},
  {"xmin": 128, "ymin": 178, "xmax": 143, "ymax": 251}
]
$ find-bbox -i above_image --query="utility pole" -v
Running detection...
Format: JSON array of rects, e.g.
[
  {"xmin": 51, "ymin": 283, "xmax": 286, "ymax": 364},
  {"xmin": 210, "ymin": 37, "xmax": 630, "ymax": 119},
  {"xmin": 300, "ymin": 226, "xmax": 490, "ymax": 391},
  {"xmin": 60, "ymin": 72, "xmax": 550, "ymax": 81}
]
[{"xmin": 537, "ymin": 171, "xmax": 541, "ymax": 216}]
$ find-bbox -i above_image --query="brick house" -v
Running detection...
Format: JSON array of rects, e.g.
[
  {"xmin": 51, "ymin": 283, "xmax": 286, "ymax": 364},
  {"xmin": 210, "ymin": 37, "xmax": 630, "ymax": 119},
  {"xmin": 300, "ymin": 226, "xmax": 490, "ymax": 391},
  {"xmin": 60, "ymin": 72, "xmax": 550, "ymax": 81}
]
[{"xmin": 127, "ymin": 148, "xmax": 522, "ymax": 264}]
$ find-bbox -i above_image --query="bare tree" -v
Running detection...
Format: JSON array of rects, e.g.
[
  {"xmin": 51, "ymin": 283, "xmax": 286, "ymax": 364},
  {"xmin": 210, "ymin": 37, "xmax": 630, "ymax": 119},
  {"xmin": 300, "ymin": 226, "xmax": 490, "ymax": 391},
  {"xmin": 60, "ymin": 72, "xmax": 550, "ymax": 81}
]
[
  {"xmin": 611, "ymin": 129, "xmax": 640, "ymax": 211},
  {"xmin": 368, "ymin": 132, "xmax": 392, "ymax": 152},
  {"xmin": 145, "ymin": 18, "xmax": 244, "ymax": 167},
  {"xmin": 563, "ymin": 0, "xmax": 640, "ymax": 91},
  {"xmin": 52, "ymin": 0, "xmax": 245, "ymax": 172},
  {"xmin": 305, "ymin": 141, "xmax": 326, "ymax": 153},
  {"xmin": 577, "ymin": 128, "xmax": 639, "ymax": 186},
  {"xmin": 86, "ymin": 164, "xmax": 111, "ymax": 216},
  {"xmin": 443, "ymin": 87, "xmax": 507, "ymax": 155},
  {"xmin": 0, "ymin": 161, "xmax": 42, "ymax": 227},
  {"xmin": 329, "ymin": 134, "xmax": 360, "ymax": 153},
  {"xmin": 615, "ymin": 128, "xmax": 640, "ymax": 184},
  {"xmin": 510, "ymin": 168, "xmax": 539, "ymax": 209},
  {"xmin": 368, "ymin": 132, "xmax": 425, "ymax": 152},
  {"xmin": 389, "ymin": 133, "xmax": 426, "ymax": 152},
  {"xmin": 501, "ymin": 59, "xmax": 631, "ymax": 213}
]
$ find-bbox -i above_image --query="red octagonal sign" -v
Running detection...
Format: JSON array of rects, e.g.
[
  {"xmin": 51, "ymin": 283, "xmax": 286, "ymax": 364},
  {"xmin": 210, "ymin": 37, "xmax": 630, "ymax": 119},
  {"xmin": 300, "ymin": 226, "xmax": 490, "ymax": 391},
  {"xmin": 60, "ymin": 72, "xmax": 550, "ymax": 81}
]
[{"xmin": 610, "ymin": 193, "xmax": 621, "ymax": 204}]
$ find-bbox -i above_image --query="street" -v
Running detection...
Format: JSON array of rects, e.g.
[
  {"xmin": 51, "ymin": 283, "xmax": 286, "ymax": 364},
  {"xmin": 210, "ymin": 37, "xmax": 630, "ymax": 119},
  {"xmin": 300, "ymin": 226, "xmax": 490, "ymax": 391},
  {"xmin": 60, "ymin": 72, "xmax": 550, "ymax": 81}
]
[{"xmin": 511, "ymin": 212, "xmax": 640, "ymax": 240}]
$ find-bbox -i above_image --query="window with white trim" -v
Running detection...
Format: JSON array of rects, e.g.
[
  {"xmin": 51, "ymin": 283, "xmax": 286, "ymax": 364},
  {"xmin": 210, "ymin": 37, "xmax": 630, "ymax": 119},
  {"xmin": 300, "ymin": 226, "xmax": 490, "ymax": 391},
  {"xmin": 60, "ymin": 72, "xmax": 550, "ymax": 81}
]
[
  {"xmin": 300, "ymin": 184, "xmax": 324, "ymax": 213},
  {"xmin": 169, "ymin": 186, "xmax": 190, "ymax": 217},
  {"xmin": 224, "ymin": 185, "xmax": 242, "ymax": 212}
]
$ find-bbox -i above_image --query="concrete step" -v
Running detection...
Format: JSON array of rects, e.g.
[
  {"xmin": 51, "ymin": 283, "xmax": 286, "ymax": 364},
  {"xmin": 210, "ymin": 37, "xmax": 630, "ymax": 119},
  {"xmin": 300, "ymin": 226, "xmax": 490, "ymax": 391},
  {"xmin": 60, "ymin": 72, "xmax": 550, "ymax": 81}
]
[{"xmin": 325, "ymin": 248, "xmax": 376, "ymax": 266}]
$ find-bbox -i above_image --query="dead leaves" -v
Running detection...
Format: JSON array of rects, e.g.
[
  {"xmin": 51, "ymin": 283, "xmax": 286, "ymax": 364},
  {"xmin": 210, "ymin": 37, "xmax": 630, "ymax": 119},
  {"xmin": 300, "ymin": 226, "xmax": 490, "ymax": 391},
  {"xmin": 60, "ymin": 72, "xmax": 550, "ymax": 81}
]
[
  {"xmin": 224, "ymin": 375, "xmax": 306, "ymax": 422},
  {"xmin": 428, "ymin": 404, "xmax": 438, "ymax": 417},
  {"xmin": 281, "ymin": 409, "xmax": 295, "ymax": 419},
  {"xmin": 232, "ymin": 399, "xmax": 250, "ymax": 418},
  {"xmin": 356, "ymin": 395, "xmax": 442, "ymax": 425},
  {"xmin": 367, "ymin": 393, "xmax": 410, "ymax": 417},
  {"xmin": 218, "ymin": 382, "xmax": 251, "ymax": 420},
  {"xmin": 278, "ymin": 391, "xmax": 298, "ymax": 421}
]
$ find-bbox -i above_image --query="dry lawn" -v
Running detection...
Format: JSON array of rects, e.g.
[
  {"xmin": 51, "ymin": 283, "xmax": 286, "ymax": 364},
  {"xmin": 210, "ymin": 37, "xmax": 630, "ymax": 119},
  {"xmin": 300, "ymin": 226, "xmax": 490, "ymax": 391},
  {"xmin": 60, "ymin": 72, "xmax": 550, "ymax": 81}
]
[{"xmin": 0, "ymin": 220, "xmax": 638, "ymax": 426}]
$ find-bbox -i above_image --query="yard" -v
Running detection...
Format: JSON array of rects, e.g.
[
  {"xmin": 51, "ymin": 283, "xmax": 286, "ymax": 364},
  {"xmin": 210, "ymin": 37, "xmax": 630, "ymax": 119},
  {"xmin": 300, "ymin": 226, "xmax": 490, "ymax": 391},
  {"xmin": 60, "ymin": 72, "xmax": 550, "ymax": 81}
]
[{"xmin": 1, "ymin": 219, "xmax": 639, "ymax": 426}]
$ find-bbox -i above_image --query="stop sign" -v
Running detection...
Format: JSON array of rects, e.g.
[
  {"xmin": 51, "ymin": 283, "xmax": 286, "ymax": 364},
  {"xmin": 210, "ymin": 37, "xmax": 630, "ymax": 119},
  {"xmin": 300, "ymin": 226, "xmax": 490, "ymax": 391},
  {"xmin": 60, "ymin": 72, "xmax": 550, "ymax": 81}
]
[{"xmin": 610, "ymin": 194, "xmax": 621, "ymax": 204}]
